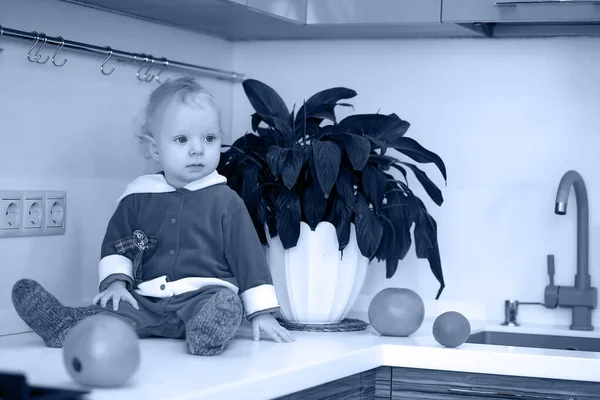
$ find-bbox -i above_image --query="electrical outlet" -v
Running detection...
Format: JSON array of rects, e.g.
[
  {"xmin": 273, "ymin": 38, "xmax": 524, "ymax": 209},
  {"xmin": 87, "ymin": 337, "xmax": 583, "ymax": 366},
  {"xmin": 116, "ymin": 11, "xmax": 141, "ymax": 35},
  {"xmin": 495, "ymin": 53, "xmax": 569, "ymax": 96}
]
[
  {"xmin": 0, "ymin": 190, "xmax": 67, "ymax": 238},
  {"xmin": 0, "ymin": 192, "xmax": 23, "ymax": 237},
  {"xmin": 22, "ymin": 193, "xmax": 44, "ymax": 231},
  {"xmin": 44, "ymin": 191, "xmax": 66, "ymax": 235}
]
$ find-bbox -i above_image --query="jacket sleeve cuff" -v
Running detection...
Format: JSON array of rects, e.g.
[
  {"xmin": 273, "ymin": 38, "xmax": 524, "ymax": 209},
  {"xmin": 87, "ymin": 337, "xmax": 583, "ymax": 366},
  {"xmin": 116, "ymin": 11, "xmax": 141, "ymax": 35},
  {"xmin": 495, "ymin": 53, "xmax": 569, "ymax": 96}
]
[
  {"xmin": 99, "ymin": 274, "xmax": 134, "ymax": 292},
  {"xmin": 245, "ymin": 307, "xmax": 280, "ymax": 322},
  {"xmin": 99, "ymin": 255, "xmax": 133, "ymax": 286},
  {"xmin": 240, "ymin": 284, "xmax": 280, "ymax": 318}
]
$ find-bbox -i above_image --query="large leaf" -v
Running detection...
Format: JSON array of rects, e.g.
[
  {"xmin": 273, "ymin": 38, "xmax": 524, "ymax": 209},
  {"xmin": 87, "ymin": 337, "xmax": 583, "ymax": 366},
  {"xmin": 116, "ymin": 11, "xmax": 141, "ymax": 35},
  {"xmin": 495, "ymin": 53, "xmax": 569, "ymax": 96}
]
[
  {"xmin": 369, "ymin": 154, "xmax": 397, "ymax": 170},
  {"xmin": 343, "ymin": 133, "xmax": 370, "ymax": 170},
  {"xmin": 295, "ymin": 87, "xmax": 357, "ymax": 129},
  {"xmin": 242, "ymin": 79, "xmax": 293, "ymax": 140},
  {"xmin": 385, "ymin": 189, "xmax": 412, "ymax": 261},
  {"xmin": 389, "ymin": 164, "xmax": 408, "ymax": 184},
  {"xmin": 374, "ymin": 213, "xmax": 401, "ymax": 279},
  {"xmin": 370, "ymin": 113, "xmax": 410, "ymax": 143},
  {"xmin": 255, "ymin": 127, "xmax": 276, "ymax": 139},
  {"xmin": 249, "ymin": 197, "xmax": 268, "ymax": 245},
  {"xmin": 266, "ymin": 145, "xmax": 288, "ymax": 179},
  {"xmin": 311, "ymin": 140, "xmax": 342, "ymax": 198},
  {"xmin": 332, "ymin": 197, "xmax": 352, "ymax": 251},
  {"xmin": 230, "ymin": 133, "xmax": 274, "ymax": 164},
  {"xmin": 281, "ymin": 145, "xmax": 304, "ymax": 189},
  {"xmin": 334, "ymin": 169, "xmax": 354, "ymax": 210},
  {"xmin": 338, "ymin": 113, "xmax": 386, "ymax": 134},
  {"xmin": 412, "ymin": 197, "xmax": 445, "ymax": 299},
  {"xmin": 393, "ymin": 137, "xmax": 447, "ymax": 182},
  {"xmin": 251, "ymin": 113, "xmax": 262, "ymax": 132},
  {"xmin": 302, "ymin": 179, "xmax": 327, "ymax": 230},
  {"xmin": 240, "ymin": 164, "xmax": 259, "ymax": 204},
  {"xmin": 374, "ymin": 180, "xmax": 413, "ymax": 278},
  {"xmin": 361, "ymin": 163, "xmax": 387, "ymax": 211},
  {"xmin": 354, "ymin": 192, "xmax": 383, "ymax": 259},
  {"xmin": 339, "ymin": 113, "xmax": 411, "ymax": 155},
  {"xmin": 275, "ymin": 189, "xmax": 302, "ymax": 249},
  {"xmin": 401, "ymin": 162, "xmax": 443, "ymax": 206}
]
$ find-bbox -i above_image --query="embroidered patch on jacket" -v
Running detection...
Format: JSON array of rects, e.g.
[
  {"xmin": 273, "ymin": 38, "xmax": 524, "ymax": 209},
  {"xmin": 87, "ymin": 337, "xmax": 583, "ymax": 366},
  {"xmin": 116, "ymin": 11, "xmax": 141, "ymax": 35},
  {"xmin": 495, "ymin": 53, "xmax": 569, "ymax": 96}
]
[
  {"xmin": 115, "ymin": 230, "xmax": 156, "ymax": 254},
  {"xmin": 132, "ymin": 230, "xmax": 149, "ymax": 251}
]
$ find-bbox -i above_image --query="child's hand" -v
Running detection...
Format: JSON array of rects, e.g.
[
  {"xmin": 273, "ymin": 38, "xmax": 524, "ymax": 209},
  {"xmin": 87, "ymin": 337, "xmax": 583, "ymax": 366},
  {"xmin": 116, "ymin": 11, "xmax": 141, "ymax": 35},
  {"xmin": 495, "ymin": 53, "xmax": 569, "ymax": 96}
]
[
  {"xmin": 252, "ymin": 313, "xmax": 295, "ymax": 343},
  {"xmin": 92, "ymin": 280, "xmax": 139, "ymax": 311}
]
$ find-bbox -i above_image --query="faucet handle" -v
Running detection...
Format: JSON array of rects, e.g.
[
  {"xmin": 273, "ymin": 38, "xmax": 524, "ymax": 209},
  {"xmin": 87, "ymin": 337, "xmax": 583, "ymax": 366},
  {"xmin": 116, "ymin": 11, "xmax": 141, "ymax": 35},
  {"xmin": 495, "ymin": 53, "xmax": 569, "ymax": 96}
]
[
  {"xmin": 544, "ymin": 254, "xmax": 559, "ymax": 308},
  {"xmin": 547, "ymin": 254, "xmax": 555, "ymax": 286}
]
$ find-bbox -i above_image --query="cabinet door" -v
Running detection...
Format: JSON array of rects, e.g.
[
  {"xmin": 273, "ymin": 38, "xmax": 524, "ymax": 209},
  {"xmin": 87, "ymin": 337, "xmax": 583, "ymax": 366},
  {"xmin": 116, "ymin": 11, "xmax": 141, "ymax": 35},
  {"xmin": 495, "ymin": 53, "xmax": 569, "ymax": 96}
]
[
  {"xmin": 306, "ymin": 0, "xmax": 442, "ymax": 24},
  {"xmin": 391, "ymin": 367, "xmax": 599, "ymax": 400},
  {"xmin": 442, "ymin": 0, "xmax": 600, "ymax": 23},
  {"xmin": 392, "ymin": 386, "xmax": 576, "ymax": 399},
  {"xmin": 246, "ymin": 0, "xmax": 307, "ymax": 23},
  {"xmin": 274, "ymin": 368, "xmax": 376, "ymax": 400}
]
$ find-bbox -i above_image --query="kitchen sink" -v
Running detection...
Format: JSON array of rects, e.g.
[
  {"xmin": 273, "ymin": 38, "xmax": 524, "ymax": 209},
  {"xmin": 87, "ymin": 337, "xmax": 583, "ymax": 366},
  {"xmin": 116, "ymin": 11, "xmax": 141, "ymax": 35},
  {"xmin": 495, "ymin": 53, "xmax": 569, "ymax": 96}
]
[{"xmin": 466, "ymin": 331, "xmax": 600, "ymax": 352}]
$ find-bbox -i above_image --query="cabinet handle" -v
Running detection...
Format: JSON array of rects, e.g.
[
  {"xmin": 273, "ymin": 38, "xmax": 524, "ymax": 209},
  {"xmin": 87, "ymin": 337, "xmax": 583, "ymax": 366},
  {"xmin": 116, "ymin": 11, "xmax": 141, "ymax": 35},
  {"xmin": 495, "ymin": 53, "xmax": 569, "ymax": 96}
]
[
  {"xmin": 448, "ymin": 387, "xmax": 499, "ymax": 395},
  {"xmin": 448, "ymin": 387, "xmax": 573, "ymax": 399},
  {"xmin": 496, "ymin": 1, "xmax": 600, "ymax": 5}
]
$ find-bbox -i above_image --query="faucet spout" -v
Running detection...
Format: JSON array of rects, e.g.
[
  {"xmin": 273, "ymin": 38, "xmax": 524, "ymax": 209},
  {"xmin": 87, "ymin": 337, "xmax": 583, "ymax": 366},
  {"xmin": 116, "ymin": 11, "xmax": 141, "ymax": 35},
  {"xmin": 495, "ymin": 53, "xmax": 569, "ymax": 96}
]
[
  {"xmin": 554, "ymin": 170, "xmax": 590, "ymax": 290},
  {"xmin": 550, "ymin": 170, "xmax": 596, "ymax": 331}
]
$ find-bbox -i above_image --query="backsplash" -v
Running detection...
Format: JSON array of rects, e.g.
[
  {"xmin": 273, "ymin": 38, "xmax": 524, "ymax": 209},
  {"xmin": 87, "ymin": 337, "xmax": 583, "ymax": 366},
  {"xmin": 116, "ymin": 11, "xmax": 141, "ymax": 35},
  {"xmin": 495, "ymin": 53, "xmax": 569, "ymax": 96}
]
[
  {"xmin": 0, "ymin": 0, "xmax": 235, "ymax": 335},
  {"xmin": 230, "ymin": 37, "xmax": 600, "ymax": 327},
  {"xmin": 2, "ymin": 0, "xmax": 599, "ymax": 335}
]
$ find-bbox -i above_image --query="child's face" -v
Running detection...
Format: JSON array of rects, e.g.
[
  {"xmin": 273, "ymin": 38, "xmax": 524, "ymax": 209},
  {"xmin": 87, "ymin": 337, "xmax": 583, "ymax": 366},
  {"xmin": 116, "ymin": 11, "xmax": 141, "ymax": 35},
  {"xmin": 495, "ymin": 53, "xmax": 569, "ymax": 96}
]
[{"xmin": 150, "ymin": 98, "xmax": 222, "ymax": 188}]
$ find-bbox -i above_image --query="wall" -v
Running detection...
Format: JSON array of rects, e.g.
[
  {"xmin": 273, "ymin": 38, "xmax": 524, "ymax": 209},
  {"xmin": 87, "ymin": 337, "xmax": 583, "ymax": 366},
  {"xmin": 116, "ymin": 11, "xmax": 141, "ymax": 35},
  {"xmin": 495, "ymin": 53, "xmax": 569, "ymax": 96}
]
[
  {"xmin": 231, "ymin": 37, "xmax": 600, "ymax": 328},
  {"xmin": 0, "ymin": 0, "xmax": 235, "ymax": 335}
]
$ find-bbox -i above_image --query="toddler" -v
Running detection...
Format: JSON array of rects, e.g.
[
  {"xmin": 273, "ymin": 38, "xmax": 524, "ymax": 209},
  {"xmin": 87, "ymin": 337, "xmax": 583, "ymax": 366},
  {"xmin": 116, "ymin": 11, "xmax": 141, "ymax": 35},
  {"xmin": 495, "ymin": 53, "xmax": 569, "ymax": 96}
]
[{"xmin": 12, "ymin": 76, "xmax": 294, "ymax": 356}]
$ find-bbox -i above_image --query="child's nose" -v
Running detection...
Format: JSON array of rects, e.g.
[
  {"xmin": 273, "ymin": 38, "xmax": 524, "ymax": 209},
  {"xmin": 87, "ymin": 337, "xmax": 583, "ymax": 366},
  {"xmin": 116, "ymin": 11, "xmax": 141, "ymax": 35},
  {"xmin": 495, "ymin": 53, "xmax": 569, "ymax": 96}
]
[{"xmin": 189, "ymin": 138, "xmax": 204, "ymax": 155}]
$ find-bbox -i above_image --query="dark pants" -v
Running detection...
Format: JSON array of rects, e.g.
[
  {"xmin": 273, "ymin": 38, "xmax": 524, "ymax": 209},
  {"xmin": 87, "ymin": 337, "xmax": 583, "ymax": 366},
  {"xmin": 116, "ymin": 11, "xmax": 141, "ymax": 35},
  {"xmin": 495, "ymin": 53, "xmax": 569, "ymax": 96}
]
[{"xmin": 93, "ymin": 286, "xmax": 234, "ymax": 339}]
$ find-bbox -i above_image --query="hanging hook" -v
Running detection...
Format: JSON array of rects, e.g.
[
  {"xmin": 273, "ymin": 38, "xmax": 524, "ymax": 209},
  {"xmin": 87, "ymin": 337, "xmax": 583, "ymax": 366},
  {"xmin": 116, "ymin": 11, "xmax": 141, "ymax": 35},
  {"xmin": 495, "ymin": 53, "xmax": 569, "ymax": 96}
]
[
  {"xmin": 34, "ymin": 33, "xmax": 50, "ymax": 64},
  {"xmin": 137, "ymin": 55, "xmax": 151, "ymax": 81},
  {"xmin": 143, "ymin": 57, "xmax": 156, "ymax": 82},
  {"xmin": 100, "ymin": 47, "xmax": 115, "ymax": 75},
  {"xmin": 154, "ymin": 58, "xmax": 169, "ymax": 84},
  {"xmin": 51, "ymin": 36, "xmax": 67, "ymax": 67},
  {"xmin": 27, "ymin": 32, "xmax": 41, "ymax": 62},
  {"xmin": 0, "ymin": 26, "xmax": 4, "ymax": 55}
]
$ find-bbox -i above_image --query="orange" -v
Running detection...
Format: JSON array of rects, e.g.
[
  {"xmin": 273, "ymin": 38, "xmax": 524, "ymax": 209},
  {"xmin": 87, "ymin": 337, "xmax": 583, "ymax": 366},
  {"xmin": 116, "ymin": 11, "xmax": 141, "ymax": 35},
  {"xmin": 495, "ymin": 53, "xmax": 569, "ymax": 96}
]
[
  {"xmin": 432, "ymin": 311, "xmax": 471, "ymax": 348},
  {"xmin": 368, "ymin": 287, "xmax": 425, "ymax": 337},
  {"xmin": 62, "ymin": 314, "xmax": 140, "ymax": 387}
]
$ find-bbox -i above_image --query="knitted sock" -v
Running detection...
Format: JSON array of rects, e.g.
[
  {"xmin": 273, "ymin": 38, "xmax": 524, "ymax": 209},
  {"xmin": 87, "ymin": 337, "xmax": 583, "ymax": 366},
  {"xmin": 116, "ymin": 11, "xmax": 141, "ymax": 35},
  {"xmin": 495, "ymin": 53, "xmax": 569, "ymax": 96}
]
[
  {"xmin": 185, "ymin": 289, "xmax": 243, "ymax": 356},
  {"xmin": 11, "ymin": 279, "xmax": 99, "ymax": 348}
]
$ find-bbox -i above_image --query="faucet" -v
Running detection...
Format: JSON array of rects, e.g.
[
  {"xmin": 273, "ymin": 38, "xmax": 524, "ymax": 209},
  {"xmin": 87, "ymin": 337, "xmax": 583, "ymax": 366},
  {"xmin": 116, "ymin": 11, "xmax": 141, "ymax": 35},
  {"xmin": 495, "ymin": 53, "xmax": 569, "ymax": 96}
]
[{"xmin": 544, "ymin": 170, "xmax": 597, "ymax": 330}]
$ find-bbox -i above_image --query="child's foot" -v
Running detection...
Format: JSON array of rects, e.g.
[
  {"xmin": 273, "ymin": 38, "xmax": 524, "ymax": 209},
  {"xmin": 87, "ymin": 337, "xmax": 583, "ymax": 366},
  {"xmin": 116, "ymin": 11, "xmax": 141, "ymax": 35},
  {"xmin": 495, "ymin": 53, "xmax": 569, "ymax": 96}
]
[
  {"xmin": 11, "ymin": 279, "xmax": 98, "ymax": 348},
  {"xmin": 185, "ymin": 289, "xmax": 243, "ymax": 356}
]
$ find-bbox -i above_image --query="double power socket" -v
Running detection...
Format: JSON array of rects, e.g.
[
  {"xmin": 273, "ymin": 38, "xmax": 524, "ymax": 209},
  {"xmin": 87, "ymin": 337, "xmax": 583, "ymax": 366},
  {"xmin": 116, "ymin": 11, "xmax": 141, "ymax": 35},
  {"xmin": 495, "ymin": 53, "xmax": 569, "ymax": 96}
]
[{"xmin": 0, "ymin": 190, "xmax": 66, "ymax": 238}]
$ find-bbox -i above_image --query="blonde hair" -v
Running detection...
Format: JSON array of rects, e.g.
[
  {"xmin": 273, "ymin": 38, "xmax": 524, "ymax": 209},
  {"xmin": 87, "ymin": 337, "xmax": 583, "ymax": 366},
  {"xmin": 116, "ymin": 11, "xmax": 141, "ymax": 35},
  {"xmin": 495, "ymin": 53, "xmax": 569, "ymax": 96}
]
[{"xmin": 136, "ymin": 76, "xmax": 221, "ymax": 158}]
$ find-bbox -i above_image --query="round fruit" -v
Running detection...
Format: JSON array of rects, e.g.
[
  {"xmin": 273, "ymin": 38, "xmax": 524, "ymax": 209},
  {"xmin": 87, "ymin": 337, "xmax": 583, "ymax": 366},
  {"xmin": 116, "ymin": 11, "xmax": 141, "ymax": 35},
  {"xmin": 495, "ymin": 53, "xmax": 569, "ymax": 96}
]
[
  {"xmin": 368, "ymin": 287, "xmax": 425, "ymax": 337},
  {"xmin": 432, "ymin": 311, "xmax": 471, "ymax": 348},
  {"xmin": 63, "ymin": 314, "xmax": 140, "ymax": 387}
]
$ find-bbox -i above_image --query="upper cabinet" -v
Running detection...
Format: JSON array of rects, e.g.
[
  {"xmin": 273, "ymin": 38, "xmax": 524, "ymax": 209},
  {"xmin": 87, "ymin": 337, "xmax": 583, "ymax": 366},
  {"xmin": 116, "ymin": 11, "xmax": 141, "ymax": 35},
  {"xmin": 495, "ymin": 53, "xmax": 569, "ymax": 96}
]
[
  {"xmin": 57, "ymin": 0, "xmax": 600, "ymax": 40},
  {"xmin": 442, "ymin": 0, "xmax": 600, "ymax": 37},
  {"xmin": 303, "ymin": 0, "xmax": 441, "ymax": 24},
  {"xmin": 243, "ymin": 0, "xmax": 307, "ymax": 24}
]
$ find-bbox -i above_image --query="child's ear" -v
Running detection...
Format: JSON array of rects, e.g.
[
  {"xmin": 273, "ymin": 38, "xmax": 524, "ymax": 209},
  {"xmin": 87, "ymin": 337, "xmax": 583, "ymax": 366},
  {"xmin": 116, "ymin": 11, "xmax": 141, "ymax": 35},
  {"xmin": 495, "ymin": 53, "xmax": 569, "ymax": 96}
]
[{"xmin": 144, "ymin": 135, "xmax": 160, "ymax": 161}]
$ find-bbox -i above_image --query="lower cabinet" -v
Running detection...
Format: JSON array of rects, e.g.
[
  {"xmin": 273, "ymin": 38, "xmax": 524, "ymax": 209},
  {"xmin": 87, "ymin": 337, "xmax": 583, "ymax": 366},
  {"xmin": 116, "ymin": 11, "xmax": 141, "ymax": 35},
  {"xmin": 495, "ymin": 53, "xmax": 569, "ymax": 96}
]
[
  {"xmin": 276, "ymin": 366, "xmax": 600, "ymax": 400},
  {"xmin": 386, "ymin": 366, "xmax": 600, "ymax": 399},
  {"xmin": 274, "ymin": 368, "xmax": 376, "ymax": 399}
]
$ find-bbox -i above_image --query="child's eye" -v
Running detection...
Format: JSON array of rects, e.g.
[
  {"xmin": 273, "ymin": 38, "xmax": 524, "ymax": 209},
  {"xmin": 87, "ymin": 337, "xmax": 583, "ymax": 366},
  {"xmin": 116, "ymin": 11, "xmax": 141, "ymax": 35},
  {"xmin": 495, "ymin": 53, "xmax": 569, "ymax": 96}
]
[
  {"xmin": 175, "ymin": 136, "xmax": 187, "ymax": 144},
  {"xmin": 205, "ymin": 135, "xmax": 217, "ymax": 143}
]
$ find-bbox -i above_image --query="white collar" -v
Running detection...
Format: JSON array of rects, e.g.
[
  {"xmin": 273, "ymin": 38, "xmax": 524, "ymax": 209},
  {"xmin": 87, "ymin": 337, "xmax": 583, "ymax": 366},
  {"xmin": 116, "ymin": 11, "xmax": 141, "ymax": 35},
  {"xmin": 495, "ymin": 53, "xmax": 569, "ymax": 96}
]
[{"xmin": 116, "ymin": 171, "xmax": 227, "ymax": 204}]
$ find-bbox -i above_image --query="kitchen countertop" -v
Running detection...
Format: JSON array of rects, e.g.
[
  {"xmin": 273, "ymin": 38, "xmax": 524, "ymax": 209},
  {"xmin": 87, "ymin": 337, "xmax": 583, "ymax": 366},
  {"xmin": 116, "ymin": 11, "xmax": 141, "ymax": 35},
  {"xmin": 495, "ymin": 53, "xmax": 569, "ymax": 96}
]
[{"xmin": 0, "ymin": 317, "xmax": 599, "ymax": 400}]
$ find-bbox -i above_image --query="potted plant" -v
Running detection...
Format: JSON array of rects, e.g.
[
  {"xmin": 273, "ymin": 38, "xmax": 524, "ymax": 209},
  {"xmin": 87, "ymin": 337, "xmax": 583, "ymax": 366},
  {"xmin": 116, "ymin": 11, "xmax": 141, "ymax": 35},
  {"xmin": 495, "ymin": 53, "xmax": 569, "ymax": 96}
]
[{"xmin": 217, "ymin": 79, "xmax": 447, "ymax": 325}]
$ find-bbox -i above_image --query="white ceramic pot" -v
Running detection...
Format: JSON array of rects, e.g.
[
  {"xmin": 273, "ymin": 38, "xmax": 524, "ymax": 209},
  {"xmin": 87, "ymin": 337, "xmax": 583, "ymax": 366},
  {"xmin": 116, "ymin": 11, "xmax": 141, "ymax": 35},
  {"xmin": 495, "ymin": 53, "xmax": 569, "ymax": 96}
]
[{"xmin": 266, "ymin": 221, "xmax": 369, "ymax": 324}]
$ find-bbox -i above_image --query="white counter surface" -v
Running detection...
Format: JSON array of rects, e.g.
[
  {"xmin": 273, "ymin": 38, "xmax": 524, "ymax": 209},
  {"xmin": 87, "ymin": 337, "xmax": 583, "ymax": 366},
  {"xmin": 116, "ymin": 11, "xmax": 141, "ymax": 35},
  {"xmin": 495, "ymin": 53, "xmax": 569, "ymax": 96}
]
[{"xmin": 0, "ymin": 317, "xmax": 599, "ymax": 400}]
